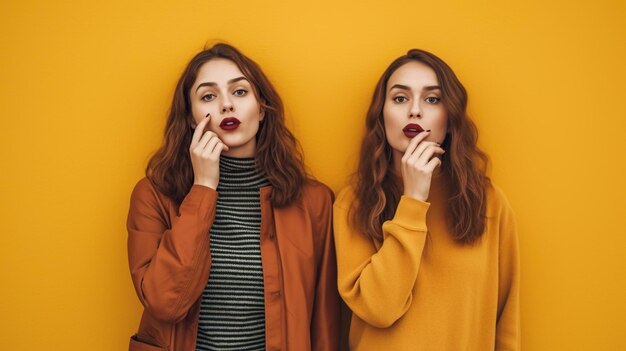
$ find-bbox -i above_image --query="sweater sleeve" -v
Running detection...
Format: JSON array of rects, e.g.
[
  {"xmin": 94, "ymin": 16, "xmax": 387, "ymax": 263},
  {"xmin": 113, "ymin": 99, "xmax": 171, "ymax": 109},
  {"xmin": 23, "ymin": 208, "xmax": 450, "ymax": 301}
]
[
  {"xmin": 126, "ymin": 178, "xmax": 217, "ymax": 323},
  {"xmin": 495, "ymin": 192, "xmax": 521, "ymax": 350},
  {"xmin": 334, "ymin": 188, "xmax": 429, "ymax": 328}
]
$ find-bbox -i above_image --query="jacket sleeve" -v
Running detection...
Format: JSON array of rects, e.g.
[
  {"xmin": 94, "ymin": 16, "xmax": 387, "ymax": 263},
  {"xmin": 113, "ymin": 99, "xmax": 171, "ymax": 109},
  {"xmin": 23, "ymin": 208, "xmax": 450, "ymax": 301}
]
[
  {"xmin": 127, "ymin": 178, "xmax": 217, "ymax": 323},
  {"xmin": 333, "ymin": 189, "xmax": 429, "ymax": 328},
  {"xmin": 310, "ymin": 186, "xmax": 341, "ymax": 351},
  {"xmin": 495, "ymin": 194, "xmax": 521, "ymax": 350}
]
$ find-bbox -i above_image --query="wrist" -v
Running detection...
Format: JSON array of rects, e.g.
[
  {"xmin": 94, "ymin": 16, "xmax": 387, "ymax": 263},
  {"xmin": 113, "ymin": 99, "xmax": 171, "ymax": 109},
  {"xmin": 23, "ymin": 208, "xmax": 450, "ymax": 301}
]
[
  {"xmin": 194, "ymin": 179, "xmax": 218, "ymax": 190},
  {"xmin": 404, "ymin": 191, "xmax": 427, "ymax": 202}
]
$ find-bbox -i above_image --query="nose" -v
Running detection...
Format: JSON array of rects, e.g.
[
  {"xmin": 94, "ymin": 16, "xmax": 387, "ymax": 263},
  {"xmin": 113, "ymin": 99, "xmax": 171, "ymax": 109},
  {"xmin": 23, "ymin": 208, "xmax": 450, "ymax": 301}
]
[
  {"xmin": 220, "ymin": 96, "xmax": 235, "ymax": 114},
  {"xmin": 409, "ymin": 100, "xmax": 421, "ymax": 118}
]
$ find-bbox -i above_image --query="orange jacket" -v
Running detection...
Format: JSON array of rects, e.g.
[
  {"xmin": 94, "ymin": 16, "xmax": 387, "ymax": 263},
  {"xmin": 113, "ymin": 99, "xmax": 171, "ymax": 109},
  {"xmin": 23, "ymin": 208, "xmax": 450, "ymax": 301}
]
[{"xmin": 127, "ymin": 178, "xmax": 340, "ymax": 351}]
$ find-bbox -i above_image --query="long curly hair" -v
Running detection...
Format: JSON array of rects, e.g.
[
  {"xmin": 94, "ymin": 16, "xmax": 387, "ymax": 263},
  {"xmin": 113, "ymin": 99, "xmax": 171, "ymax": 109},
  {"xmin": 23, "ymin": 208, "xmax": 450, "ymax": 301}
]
[
  {"xmin": 146, "ymin": 43, "xmax": 306, "ymax": 207},
  {"xmin": 351, "ymin": 49, "xmax": 491, "ymax": 244}
]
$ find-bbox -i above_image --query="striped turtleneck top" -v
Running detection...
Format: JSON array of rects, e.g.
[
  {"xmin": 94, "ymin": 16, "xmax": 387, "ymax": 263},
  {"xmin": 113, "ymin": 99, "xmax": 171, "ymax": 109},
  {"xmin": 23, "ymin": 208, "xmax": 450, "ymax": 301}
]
[{"xmin": 195, "ymin": 156, "xmax": 270, "ymax": 351}]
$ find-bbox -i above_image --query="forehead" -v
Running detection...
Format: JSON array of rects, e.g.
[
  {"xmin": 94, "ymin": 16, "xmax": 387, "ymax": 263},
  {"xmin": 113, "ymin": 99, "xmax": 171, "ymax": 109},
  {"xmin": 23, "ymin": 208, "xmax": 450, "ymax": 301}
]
[
  {"xmin": 195, "ymin": 58, "xmax": 245, "ymax": 83},
  {"xmin": 387, "ymin": 61, "xmax": 439, "ymax": 89}
]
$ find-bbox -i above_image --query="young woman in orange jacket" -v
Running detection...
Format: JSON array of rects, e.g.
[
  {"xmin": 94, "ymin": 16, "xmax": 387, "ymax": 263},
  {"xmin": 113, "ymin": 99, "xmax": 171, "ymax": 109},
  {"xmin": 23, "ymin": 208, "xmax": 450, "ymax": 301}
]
[{"xmin": 127, "ymin": 43, "xmax": 340, "ymax": 351}]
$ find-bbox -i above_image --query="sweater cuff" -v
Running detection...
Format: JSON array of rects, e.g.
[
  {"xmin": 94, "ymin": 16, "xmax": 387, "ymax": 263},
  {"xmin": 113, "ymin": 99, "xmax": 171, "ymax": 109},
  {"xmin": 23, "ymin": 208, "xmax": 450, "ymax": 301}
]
[
  {"xmin": 391, "ymin": 195, "xmax": 430, "ymax": 231},
  {"xmin": 180, "ymin": 185, "xmax": 218, "ymax": 217}
]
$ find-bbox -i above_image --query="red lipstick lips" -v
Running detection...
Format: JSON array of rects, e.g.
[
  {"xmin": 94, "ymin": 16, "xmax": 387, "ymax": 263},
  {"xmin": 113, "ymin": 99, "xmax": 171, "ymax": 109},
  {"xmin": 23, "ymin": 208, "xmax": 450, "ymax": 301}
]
[
  {"xmin": 402, "ymin": 123, "xmax": 424, "ymax": 138},
  {"xmin": 219, "ymin": 117, "xmax": 241, "ymax": 131}
]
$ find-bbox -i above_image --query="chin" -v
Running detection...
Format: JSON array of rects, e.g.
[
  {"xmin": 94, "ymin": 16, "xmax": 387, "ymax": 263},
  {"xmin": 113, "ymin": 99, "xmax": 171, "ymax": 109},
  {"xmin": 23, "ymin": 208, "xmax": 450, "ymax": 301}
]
[
  {"xmin": 221, "ymin": 139, "xmax": 248, "ymax": 148},
  {"xmin": 389, "ymin": 143, "xmax": 408, "ymax": 155}
]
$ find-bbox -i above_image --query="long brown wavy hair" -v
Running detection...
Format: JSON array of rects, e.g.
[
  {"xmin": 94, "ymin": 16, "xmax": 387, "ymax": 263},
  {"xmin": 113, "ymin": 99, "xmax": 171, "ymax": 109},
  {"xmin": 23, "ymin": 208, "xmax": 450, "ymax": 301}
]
[
  {"xmin": 351, "ymin": 49, "xmax": 491, "ymax": 244},
  {"xmin": 146, "ymin": 43, "xmax": 306, "ymax": 207}
]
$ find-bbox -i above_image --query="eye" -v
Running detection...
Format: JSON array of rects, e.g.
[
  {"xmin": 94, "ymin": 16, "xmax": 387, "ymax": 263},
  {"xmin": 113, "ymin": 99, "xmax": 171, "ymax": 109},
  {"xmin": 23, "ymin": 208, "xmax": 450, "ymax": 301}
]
[
  {"xmin": 233, "ymin": 89, "xmax": 247, "ymax": 97},
  {"xmin": 393, "ymin": 96, "xmax": 408, "ymax": 103},
  {"xmin": 201, "ymin": 93, "xmax": 216, "ymax": 102},
  {"xmin": 425, "ymin": 96, "xmax": 441, "ymax": 104}
]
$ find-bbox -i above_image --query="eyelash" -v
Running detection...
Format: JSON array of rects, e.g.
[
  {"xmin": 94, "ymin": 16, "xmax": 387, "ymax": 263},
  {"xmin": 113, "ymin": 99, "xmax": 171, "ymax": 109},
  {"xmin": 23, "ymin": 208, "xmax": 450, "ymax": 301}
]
[
  {"xmin": 392, "ymin": 96, "xmax": 441, "ymax": 104},
  {"xmin": 201, "ymin": 93, "xmax": 215, "ymax": 102},
  {"xmin": 233, "ymin": 89, "xmax": 247, "ymax": 97},
  {"xmin": 425, "ymin": 96, "xmax": 440, "ymax": 104},
  {"xmin": 201, "ymin": 89, "xmax": 248, "ymax": 101},
  {"xmin": 393, "ymin": 96, "xmax": 408, "ymax": 103}
]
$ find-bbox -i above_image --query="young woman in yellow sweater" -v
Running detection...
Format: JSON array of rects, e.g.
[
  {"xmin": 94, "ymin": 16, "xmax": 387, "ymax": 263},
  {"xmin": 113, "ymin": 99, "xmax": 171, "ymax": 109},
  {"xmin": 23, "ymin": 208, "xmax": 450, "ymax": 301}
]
[{"xmin": 334, "ymin": 49, "xmax": 520, "ymax": 350}]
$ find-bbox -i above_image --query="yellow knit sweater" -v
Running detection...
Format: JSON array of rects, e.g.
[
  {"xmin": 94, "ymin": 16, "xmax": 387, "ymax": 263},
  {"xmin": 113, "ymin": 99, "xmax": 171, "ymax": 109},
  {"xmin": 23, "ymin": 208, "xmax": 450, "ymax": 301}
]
[{"xmin": 334, "ymin": 177, "xmax": 520, "ymax": 351}]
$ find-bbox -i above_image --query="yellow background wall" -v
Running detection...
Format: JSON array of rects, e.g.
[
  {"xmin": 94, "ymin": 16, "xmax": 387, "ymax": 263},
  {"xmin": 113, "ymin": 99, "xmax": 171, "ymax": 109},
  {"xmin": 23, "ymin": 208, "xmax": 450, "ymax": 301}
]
[{"xmin": 1, "ymin": 0, "xmax": 624, "ymax": 349}]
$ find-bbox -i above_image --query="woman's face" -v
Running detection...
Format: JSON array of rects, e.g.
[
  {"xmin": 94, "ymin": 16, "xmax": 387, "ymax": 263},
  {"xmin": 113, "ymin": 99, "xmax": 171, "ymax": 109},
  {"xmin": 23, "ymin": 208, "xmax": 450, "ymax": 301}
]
[
  {"xmin": 190, "ymin": 58, "xmax": 264, "ymax": 158},
  {"xmin": 383, "ymin": 61, "xmax": 448, "ymax": 158}
]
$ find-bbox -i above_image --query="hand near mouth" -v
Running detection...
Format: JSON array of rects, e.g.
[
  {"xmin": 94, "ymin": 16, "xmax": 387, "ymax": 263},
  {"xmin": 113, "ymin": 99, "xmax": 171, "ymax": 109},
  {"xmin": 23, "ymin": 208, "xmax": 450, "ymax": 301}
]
[
  {"xmin": 400, "ymin": 130, "xmax": 445, "ymax": 201},
  {"xmin": 190, "ymin": 114, "xmax": 230, "ymax": 190}
]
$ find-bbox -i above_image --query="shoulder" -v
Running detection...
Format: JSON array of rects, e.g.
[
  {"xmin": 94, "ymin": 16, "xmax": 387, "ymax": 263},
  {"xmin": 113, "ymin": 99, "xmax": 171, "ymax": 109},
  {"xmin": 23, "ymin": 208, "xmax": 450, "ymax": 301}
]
[
  {"xmin": 129, "ymin": 177, "xmax": 169, "ymax": 213},
  {"xmin": 333, "ymin": 185, "xmax": 356, "ymax": 211},
  {"xmin": 486, "ymin": 182, "xmax": 514, "ymax": 214},
  {"xmin": 291, "ymin": 179, "xmax": 334, "ymax": 226},
  {"xmin": 130, "ymin": 177, "xmax": 157, "ymax": 201},
  {"xmin": 485, "ymin": 182, "xmax": 517, "ymax": 232},
  {"xmin": 286, "ymin": 180, "xmax": 334, "ymax": 238},
  {"xmin": 131, "ymin": 177, "xmax": 155, "ymax": 195},
  {"xmin": 301, "ymin": 179, "xmax": 335, "ymax": 205}
]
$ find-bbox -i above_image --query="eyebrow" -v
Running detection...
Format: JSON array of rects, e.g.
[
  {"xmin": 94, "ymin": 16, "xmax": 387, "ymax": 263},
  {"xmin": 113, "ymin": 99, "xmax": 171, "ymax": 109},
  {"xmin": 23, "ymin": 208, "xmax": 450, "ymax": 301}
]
[
  {"xmin": 195, "ymin": 76, "xmax": 249, "ymax": 93},
  {"xmin": 389, "ymin": 84, "xmax": 441, "ymax": 92}
]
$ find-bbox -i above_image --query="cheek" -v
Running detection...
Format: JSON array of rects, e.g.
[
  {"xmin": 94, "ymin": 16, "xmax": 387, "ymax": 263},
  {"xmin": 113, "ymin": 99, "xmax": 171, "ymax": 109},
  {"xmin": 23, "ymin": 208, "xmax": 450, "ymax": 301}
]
[
  {"xmin": 432, "ymin": 113, "xmax": 447, "ymax": 130},
  {"xmin": 383, "ymin": 105, "xmax": 403, "ymax": 128},
  {"xmin": 190, "ymin": 103, "xmax": 220, "ymax": 132},
  {"xmin": 383, "ymin": 116, "xmax": 407, "ymax": 151},
  {"xmin": 438, "ymin": 112, "xmax": 449, "ymax": 132},
  {"xmin": 243, "ymin": 100, "xmax": 263, "ymax": 122},
  {"xmin": 431, "ymin": 112, "xmax": 448, "ymax": 143},
  {"xmin": 190, "ymin": 101, "xmax": 207, "ymax": 124}
]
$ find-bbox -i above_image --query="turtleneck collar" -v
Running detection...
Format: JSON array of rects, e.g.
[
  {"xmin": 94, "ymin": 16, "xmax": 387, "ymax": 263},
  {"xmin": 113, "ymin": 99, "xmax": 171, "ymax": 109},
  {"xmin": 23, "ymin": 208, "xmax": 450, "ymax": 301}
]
[
  {"xmin": 219, "ymin": 155, "xmax": 256, "ymax": 171},
  {"xmin": 217, "ymin": 155, "xmax": 270, "ymax": 190}
]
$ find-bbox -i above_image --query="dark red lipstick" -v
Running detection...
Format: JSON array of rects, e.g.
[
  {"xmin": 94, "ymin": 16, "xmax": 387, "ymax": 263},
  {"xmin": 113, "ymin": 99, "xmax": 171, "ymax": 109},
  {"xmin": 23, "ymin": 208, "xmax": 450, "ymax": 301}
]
[
  {"xmin": 219, "ymin": 117, "xmax": 241, "ymax": 131},
  {"xmin": 402, "ymin": 123, "xmax": 424, "ymax": 138}
]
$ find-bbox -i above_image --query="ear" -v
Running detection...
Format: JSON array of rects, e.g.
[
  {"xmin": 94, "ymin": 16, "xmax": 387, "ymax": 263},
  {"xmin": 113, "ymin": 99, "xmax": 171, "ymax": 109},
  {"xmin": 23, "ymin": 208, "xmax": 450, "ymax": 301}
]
[{"xmin": 259, "ymin": 99, "xmax": 268, "ymax": 122}]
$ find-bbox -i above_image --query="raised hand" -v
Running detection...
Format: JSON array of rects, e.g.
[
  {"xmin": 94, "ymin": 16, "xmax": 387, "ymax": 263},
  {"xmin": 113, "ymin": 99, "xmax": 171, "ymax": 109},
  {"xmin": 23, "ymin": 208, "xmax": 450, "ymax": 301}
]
[
  {"xmin": 189, "ymin": 114, "xmax": 229, "ymax": 190},
  {"xmin": 400, "ymin": 131, "xmax": 445, "ymax": 201}
]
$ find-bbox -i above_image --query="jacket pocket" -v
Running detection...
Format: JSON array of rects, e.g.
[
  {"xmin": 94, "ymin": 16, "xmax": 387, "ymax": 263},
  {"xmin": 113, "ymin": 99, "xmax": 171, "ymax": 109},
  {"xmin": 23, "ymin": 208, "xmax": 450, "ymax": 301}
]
[{"xmin": 129, "ymin": 334, "xmax": 166, "ymax": 351}]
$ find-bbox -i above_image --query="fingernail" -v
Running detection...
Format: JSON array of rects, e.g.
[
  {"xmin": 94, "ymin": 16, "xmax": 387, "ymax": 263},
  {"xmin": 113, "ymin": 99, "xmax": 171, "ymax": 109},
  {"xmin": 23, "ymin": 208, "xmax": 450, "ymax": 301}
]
[
  {"xmin": 426, "ymin": 129, "xmax": 431, "ymax": 132},
  {"xmin": 205, "ymin": 113, "xmax": 211, "ymax": 118}
]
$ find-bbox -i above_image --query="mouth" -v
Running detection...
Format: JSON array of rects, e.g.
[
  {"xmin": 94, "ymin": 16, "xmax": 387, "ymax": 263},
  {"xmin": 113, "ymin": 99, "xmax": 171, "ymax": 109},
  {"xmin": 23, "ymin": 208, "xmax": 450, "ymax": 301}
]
[
  {"xmin": 402, "ymin": 123, "xmax": 424, "ymax": 138},
  {"xmin": 219, "ymin": 117, "xmax": 241, "ymax": 131}
]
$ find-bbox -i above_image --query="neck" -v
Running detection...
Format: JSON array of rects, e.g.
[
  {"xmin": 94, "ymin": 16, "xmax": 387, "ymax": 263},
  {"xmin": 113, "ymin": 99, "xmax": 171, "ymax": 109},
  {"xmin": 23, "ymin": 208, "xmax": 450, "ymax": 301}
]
[{"xmin": 217, "ymin": 155, "xmax": 269, "ymax": 189}]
